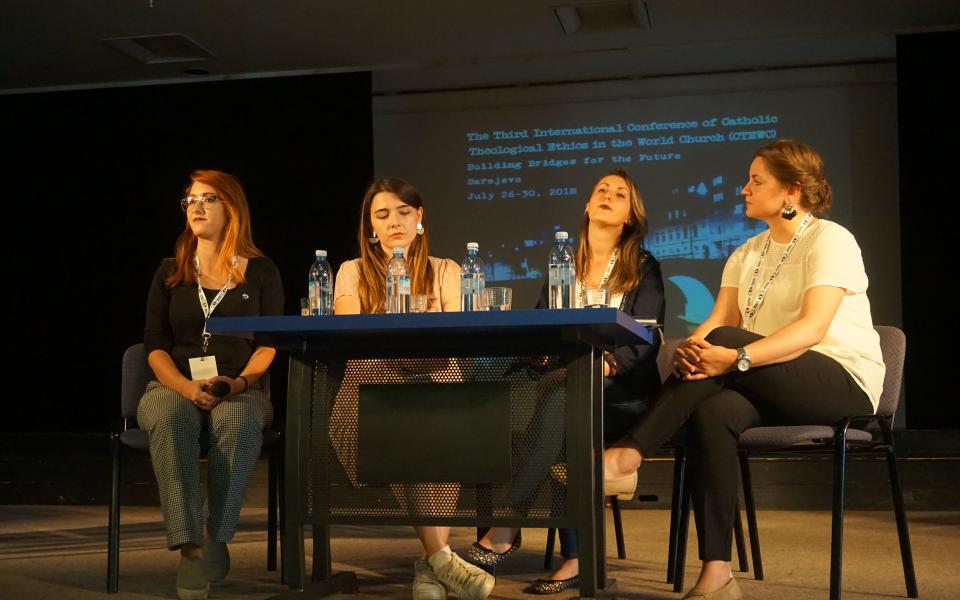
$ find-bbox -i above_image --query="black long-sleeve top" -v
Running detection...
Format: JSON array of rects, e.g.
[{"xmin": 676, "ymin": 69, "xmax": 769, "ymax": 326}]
[
  {"xmin": 143, "ymin": 256, "xmax": 284, "ymax": 379},
  {"xmin": 537, "ymin": 250, "xmax": 665, "ymax": 395}
]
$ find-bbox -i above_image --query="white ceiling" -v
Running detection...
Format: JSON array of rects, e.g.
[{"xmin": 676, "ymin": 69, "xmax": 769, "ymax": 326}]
[{"xmin": 1, "ymin": 0, "xmax": 957, "ymax": 95}]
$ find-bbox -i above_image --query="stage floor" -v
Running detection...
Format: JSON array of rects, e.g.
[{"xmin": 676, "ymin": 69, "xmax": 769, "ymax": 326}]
[{"xmin": 0, "ymin": 505, "xmax": 956, "ymax": 599}]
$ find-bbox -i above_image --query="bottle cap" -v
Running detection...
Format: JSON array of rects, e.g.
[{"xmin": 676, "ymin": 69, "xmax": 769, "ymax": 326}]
[
  {"xmin": 315, "ymin": 249, "xmax": 327, "ymax": 257},
  {"xmin": 393, "ymin": 247, "xmax": 404, "ymax": 256},
  {"xmin": 555, "ymin": 231, "xmax": 569, "ymax": 240},
  {"xmin": 466, "ymin": 242, "xmax": 479, "ymax": 250}
]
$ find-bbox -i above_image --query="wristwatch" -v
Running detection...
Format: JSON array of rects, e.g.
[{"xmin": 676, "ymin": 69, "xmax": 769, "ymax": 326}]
[{"xmin": 736, "ymin": 347, "xmax": 752, "ymax": 372}]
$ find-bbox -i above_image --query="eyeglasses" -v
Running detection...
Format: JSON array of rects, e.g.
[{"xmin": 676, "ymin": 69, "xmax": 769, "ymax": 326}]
[{"xmin": 180, "ymin": 194, "xmax": 221, "ymax": 211}]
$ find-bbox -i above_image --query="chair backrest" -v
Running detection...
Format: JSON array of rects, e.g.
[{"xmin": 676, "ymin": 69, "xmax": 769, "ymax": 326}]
[
  {"xmin": 121, "ymin": 343, "xmax": 151, "ymax": 419},
  {"xmin": 874, "ymin": 325, "xmax": 906, "ymax": 419},
  {"xmin": 657, "ymin": 338, "xmax": 682, "ymax": 383}
]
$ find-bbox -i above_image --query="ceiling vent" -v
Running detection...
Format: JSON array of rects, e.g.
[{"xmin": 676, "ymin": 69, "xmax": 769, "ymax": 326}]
[
  {"xmin": 553, "ymin": 1, "xmax": 652, "ymax": 35},
  {"xmin": 101, "ymin": 34, "xmax": 214, "ymax": 65}
]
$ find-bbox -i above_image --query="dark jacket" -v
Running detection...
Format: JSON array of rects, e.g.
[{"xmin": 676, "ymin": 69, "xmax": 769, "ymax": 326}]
[{"xmin": 537, "ymin": 249, "xmax": 665, "ymax": 396}]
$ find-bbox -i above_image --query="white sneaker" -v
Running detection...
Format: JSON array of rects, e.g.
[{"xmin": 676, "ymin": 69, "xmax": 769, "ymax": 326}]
[
  {"xmin": 413, "ymin": 558, "xmax": 447, "ymax": 600},
  {"xmin": 432, "ymin": 552, "xmax": 494, "ymax": 600}
]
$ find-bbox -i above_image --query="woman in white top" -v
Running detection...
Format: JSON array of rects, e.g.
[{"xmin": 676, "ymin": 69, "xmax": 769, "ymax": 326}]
[
  {"xmin": 333, "ymin": 177, "xmax": 493, "ymax": 600},
  {"xmin": 603, "ymin": 140, "xmax": 883, "ymax": 600}
]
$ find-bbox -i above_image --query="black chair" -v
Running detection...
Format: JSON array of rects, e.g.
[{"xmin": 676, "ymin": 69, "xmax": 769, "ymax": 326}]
[
  {"xmin": 543, "ymin": 492, "xmax": 648, "ymax": 569},
  {"xmin": 543, "ymin": 338, "xmax": 749, "ymax": 574},
  {"xmin": 107, "ymin": 343, "xmax": 283, "ymax": 593},
  {"xmin": 673, "ymin": 326, "xmax": 918, "ymax": 600}
]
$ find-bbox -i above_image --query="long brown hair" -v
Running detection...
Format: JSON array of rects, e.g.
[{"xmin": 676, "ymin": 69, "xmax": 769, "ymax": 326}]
[
  {"xmin": 575, "ymin": 168, "xmax": 649, "ymax": 294},
  {"xmin": 166, "ymin": 170, "xmax": 262, "ymax": 287},
  {"xmin": 355, "ymin": 177, "xmax": 434, "ymax": 313}
]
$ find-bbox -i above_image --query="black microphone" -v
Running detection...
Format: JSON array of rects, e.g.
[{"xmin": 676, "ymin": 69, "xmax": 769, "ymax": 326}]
[{"xmin": 208, "ymin": 381, "xmax": 231, "ymax": 397}]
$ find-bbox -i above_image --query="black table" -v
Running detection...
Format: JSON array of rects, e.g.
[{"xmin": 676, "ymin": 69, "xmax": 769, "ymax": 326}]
[{"xmin": 209, "ymin": 308, "xmax": 651, "ymax": 599}]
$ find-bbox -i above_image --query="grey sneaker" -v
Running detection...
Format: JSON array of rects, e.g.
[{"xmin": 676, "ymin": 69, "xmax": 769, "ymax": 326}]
[
  {"xmin": 413, "ymin": 559, "xmax": 447, "ymax": 600},
  {"xmin": 432, "ymin": 552, "xmax": 494, "ymax": 600},
  {"xmin": 176, "ymin": 555, "xmax": 210, "ymax": 600},
  {"xmin": 202, "ymin": 538, "xmax": 230, "ymax": 584}
]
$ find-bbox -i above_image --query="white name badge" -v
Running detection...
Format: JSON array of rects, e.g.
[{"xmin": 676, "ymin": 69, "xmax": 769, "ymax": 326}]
[{"xmin": 189, "ymin": 355, "xmax": 219, "ymax": 381}]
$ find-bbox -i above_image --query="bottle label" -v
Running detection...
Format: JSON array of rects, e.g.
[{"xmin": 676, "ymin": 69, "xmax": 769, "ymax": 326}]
[
  {"xmin": 399, "ymin": 276, "xmax": 411, "ymax": 295},
  {"xmin": 548, "ymin": 263, "xmax": 561, "ymax": 286},
  {"xmin": 461, "ymin": 276, "xmax": 484, "ymax": 295}
]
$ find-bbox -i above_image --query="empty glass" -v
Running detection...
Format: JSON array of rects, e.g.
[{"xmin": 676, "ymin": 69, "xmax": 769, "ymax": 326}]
[
  {"xmin": 483, "ymin": 287, "xmax": 512, "ymax": 311},
  {"xmin": 410, "ymin": 294, "xmax": 429, "ymax": 313},
  {"xmin": 583, "ymin": 287, "xmax": 609, "ymax": 308}
]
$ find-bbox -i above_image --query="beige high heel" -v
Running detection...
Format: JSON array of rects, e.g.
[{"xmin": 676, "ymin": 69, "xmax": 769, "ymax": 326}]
[{"xmin": 682, "ymin": 577, "xmax": 742, "ymax": 600}]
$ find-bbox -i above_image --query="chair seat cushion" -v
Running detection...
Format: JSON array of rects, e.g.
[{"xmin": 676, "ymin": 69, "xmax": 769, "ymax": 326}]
[
  {"xmin": 119, "ymin": 429, "xmax": 150, "ymax": 450},
  {"xmin": 738, "ymin": 426, "xmax": 872, "ymax": 450},
  {"xmin": 121, "ymin": 428, "xmax": 280, "ymax": 452}
]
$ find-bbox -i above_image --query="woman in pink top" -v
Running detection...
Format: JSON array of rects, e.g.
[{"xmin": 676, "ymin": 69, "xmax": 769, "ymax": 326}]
[{"xmin": 333, "ymin": 178, "xmax": 492, "ymax": 600}]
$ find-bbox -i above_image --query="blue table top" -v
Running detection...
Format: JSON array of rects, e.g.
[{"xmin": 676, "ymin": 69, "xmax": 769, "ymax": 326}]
[{"xmin": 207, "ymin": 308, "xmax": 653, "ymax": 357}]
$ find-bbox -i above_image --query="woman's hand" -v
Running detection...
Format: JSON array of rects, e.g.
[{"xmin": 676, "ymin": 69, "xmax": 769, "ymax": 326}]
[
  {"xmin": 672, "ymin": 337, "xmax": 703, "ymax": 378},
  {"xmin": 681, "ymin": 338, "xmax": 738, "ymax": 380},
  {"xmin": 179, "ymin": 379, "xmax": 218, "ymax": 410}
]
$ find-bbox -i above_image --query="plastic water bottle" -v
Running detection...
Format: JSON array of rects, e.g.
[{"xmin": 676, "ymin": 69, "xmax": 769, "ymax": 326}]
[
  {"xmin": 548, "ymin": 231, "xmax": 575, "ymax": 309},
  {"xmin": 461, "ymin": 242, "xmax": 485, "ymax": 312},
  {"xmin": 307, "ymin": 249, "xmax": 333, "ymax": 315},
  {"xmin": 386, "ymin": 247, "xmax": 411, "ymax": 314}
]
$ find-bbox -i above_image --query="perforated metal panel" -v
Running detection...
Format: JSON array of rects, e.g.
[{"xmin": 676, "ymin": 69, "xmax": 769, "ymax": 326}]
[{"xmin": 306, "ymin": 356, "xmax": 569, "ymax": 522}]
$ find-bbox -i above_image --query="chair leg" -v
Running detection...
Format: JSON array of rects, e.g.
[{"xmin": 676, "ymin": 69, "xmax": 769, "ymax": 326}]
[
  {"xmin": 738, "ymin": 451, "xmax": 763, "ymax": 580},
  {"xmin": 666, "ymin": 447, "xmax": 685, "ymax": 584},
  {"xmin": 610, "ymin": 496, "xmax": 626, "ymax": 559},
  {"xmin": 544, "ymin": 528, "xmax": 556, "ymax": 570},
  {"xmin": 733, "ymin": 502, "xmax": 749, "ymax": 573},
  {"xmin": 881, "ymin": 422, "xmax": 918, "ymax": 598},
  {"xmin": 267, "ymin": 443, "xmax": 278, "ymax": 572},
  {"xmin": 107, "ymin": 432, "xmax": 120, "ymax": 593},
  {"xmin": 673, "ymin": 481, "xmax": 692, "ymax": 593},
  {"xmin": 829, "ymin": 424, "xmax": 849, "ymax": 600},
  {"xmin": 277, "ymin": 442, "xmax": 286, "ymax": 584}
]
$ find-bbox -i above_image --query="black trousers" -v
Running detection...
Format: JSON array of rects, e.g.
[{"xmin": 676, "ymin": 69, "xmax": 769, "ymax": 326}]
[
  {"xmin": 504, "ymin": 369, "xmax": 656, "ymax": 560},
  {"xmin": 625, "ymin": 327, "xmax": 874, "ymax": 561}
]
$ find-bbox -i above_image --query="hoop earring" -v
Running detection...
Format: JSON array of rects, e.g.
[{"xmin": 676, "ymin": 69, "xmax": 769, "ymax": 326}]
[
  {"xmin": 368, "ymin": 231, "xmax": 378, "ymax": 244},
  {"xmin": 416, "ymin": 222, "xmax": 424, "ymax": 235},
  {"xmin": 781, "ymin": 202, "xmax": 797, "ymax": 221}
]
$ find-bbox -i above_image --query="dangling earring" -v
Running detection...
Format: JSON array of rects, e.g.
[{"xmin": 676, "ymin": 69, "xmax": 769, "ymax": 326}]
[
  {"xmin": 416, "ymin": 222, "xmax": 424, "ymax": 235},
  {"xmin": 781, "ymin": 202, "xmax": 797, "ymax": 221},
  {"xmin": 368, "ymin": 230, "xmax": 378, "ymax": 244}
]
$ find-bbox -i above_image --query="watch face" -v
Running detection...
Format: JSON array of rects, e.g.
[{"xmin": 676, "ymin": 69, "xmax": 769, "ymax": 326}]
[{"xmin": 737, "ymin": 358, "xmax": 750, "ymax": 372}]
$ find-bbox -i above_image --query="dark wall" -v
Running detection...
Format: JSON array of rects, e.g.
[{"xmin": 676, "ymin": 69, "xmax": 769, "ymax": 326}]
[
  {"xmin": 1, "ymin": 73, "xmax": 373, "ymax": 432},
  {"xmin": 1, "ymin": 30, "xmax": 956, "ymax": 433},
  {"xmin": 898, "ymin": 30, "xmax": 960, "ymax": 428}
]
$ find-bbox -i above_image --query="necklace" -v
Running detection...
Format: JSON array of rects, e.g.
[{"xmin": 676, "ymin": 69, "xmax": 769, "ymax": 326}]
[{"xmin": 742, "ymin": 213, "xmax": 813, "ymax": 331}]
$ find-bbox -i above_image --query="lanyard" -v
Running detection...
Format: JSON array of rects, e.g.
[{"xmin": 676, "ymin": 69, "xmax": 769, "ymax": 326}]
[
  {"xmin": 579, "ymin": 248, "xmax": 619, "ymax": 306},
  {"xmin": 742, "ymin": 213, "xmax": 813, "ymax": 331},
  {"xmin": 194, "ymin": 254, "xmax": 238, "ymax": 354}
]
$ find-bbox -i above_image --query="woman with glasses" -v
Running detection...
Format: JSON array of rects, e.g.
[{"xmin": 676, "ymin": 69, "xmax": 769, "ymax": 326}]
[{"xmin": 138, "ymin": 170, "xmax": 283, "ymax": 600}]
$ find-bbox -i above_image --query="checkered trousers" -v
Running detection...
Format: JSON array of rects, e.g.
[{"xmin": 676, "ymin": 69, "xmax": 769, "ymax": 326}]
[{"xmin": 137, "ymin": 380, "xmax": 273, "ymax": 549}]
